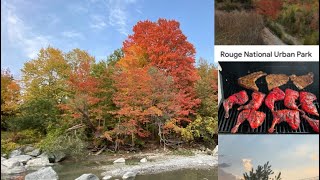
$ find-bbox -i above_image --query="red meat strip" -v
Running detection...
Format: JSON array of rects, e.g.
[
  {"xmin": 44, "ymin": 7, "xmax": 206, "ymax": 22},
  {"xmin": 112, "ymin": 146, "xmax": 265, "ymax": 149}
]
[
  {"xmin": 223, "ymin": 90, "xmax": 249, "ymax": 118},
  {"xmin": 300, "ymin": 91, "xmax": 319, "ymax": 117},
  {"xmin": 265, "ymin": 87, "xmax": 285, "ymax": 112},
  {"xmin": 284, "ymin": 89, "xmax": 299, "ymax": 110},
  {"xmin": 268, "ymin": 110, "xmax": 300, "ymax": 133},
  {"xmin": 231, "ymin": 109, "xmax": 266, "ymax": 133},
  {"xmin": 238, "ymin": 91, "xmax": 266, "ymax": 111},
  {"xmin": 301, "ymin": 114, "xmax": 319, "ymax": 133}
]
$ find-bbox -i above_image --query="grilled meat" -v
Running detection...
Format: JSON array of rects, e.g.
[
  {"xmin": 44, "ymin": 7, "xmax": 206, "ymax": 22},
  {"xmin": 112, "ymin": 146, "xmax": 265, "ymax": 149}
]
[
  {"xmin": 266, "ymin": 74, "xmax": 289, "ymax": 91},
  {"xmin": 238, "ymin": 71, "xmax": 267, "ymax": 91},
  {"xmin": 284, "ymin": 89, "xmax": 299, "ymax": 110},
  {"xmin": 300, "ymin": 91, "xmax": 319, "ymax": 116},
  {"xmin": 268, "ymin": 109, "xmax": 300, "ymax": 133},
  {"xmin": 265, "ymin": 87, "xmax": 285, "ymax": 112},
  {"xmin": 223, "ymin": 90, "xmax": 249, "ymax": 118},
  {"xmin": 238, "ymin": 91, "xmax": 266, "ymax": 111},
  {"xmin": 290, "ymin": 72, "xmax": 314, "ymax": 90},
  {"xmin": 231, "ymin": 109, "xmax": 266, "ymax": 133},
  {"xmin": 301, "ymin": 114, "xmax": 319, "ymax": 133}
]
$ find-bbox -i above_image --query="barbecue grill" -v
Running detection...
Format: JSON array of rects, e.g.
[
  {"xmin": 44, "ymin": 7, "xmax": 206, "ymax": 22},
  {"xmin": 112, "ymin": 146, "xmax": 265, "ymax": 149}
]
[{"xmin": 218, "ymin": 62, "xmax": 319, "ymax": 134}]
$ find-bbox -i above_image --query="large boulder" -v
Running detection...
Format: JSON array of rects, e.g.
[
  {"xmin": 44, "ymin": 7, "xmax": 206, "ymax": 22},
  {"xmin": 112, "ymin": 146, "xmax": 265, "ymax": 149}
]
[
  {"xmin": 1, "ymin": 156, "xmax": 6, "ymax": 162},
  {"xmin": 75, "ymin": 173, "xmax": 100, "ymax": 180},
  {"xmin": 213, "ymin": 145, "xmax": 218, "ymax": 155},
  {"xmin": 23, "ymin": 145, "xmax": 35, "ymax": 153},
  {"xmin": 10, "ymin": 155, "xmax": 32, "ymax": 164},
  {"xmin": 113, "ymin": 158, "xmax": 125, "ymax": 163},
  {"xmin": 26, "ymin": 157, "xmax": 52, "ymax": 167},
  {"xmin": 25, "ymin": 167, "xmax": 58, "ymax": 180},
  {"xmin": 122, "ymin": 172, "xmax": 137, "ymax": 180},
  {"xmin": 38, "ymin": 152, "xmax": 55, "ymax": 163},
  {"xmin": 1, "ymin": 159, "xmax": 26, "ymax": 174},
  {"xmin": 9, "ymin": 149, "xmax": 22, "ymax": 158},
  {"xmin": 26, "ymin": 149, "xmax": 41, "ymax": 157},
  {"xmin": 52, "ymin": 151, "xmax": 66, "ymax": 162}
]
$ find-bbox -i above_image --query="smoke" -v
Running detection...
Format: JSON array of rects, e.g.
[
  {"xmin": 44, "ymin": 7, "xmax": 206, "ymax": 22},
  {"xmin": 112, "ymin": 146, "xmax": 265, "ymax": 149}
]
[{"xmin": 242, "ymin": 159, "xmax": 253, "ymax": 171}]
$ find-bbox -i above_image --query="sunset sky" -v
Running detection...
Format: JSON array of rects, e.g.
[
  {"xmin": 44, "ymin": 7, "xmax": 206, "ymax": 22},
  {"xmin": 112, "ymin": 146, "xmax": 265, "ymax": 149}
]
[
  {"xmin": 1, "ymin": 0, "xmax": 214, "ymax": 78},
  {"xmin": 219, "ymin": 135, "xmax": 319, "ymax": 180}
]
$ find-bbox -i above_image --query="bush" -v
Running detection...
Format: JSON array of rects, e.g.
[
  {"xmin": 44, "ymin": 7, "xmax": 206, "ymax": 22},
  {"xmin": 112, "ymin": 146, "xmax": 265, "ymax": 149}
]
[
  {"xmin": 1, "ymin": 139, "xmax": 19, "ymax": 155},
  {"xmin": 215, "ymin": 10, "xmax": 264, "ymax": 45},
  {"xmin": 39, "ymin": 128, "xmax": 87, "ymax": 157}
]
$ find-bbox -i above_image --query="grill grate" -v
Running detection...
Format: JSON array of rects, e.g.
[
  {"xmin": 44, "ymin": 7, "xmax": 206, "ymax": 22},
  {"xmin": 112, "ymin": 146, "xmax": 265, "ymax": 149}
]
[{"xmin": 218, "ymin": 77, "xmax": 319, "ymax": 134}]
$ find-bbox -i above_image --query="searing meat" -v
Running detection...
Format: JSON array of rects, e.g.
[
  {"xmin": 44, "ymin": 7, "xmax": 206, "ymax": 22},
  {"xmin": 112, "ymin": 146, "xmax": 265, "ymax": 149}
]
[
  {"xmin": 265, "ymin": 87, "xmax": 285, "ymax": 112},
  {"xmin": 284, "ymin": 89, "xmax": 299, "ymax": 110},
  {"xmin": 290, "ymin": 72, "xmax": 314, "ymax": 90},
  {"xmin": 223, "ymin": 90, "xmax": 249, "ymax": 118},
  {"xmin": 238, "ymin": 71, "xmax": 267, "ymax": 91},
  {"xmin": 301, "ymin": 114, "xmax": 319, "ymax": 133},
  {"xmin": 300, "ymin": 91, "xmax": 319, "ymax": 116},
  {"xmin": 266, "ymin": 74, "xmax": 289, "ymax": 91},
  {"xmin": 238, "ymin": 91, "xmax": 266, "ymax": 111},
  {"xmin": 268, "ymin": 110, "xmax": 300, "ymax": 133},
  {"xmin": 231, "ymin": 109, "xmax": 266, "ymax": 133}
]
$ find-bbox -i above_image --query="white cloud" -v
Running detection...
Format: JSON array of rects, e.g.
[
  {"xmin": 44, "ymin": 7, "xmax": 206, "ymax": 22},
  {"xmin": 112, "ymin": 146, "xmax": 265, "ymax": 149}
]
[
  {"xmin": 3, "ymin": 2, "xmax": 50, "ymax": 59},
  {"xmin": 62, "ymin": 31, "xmax": 84, "ymax": 39},
  {"xmin": 242, "ymin": 159, "xmax": 253, "ymax": 172},
  {"xmin": 90, "ymin": 15, "xmax": 107, "ymax": 30}
]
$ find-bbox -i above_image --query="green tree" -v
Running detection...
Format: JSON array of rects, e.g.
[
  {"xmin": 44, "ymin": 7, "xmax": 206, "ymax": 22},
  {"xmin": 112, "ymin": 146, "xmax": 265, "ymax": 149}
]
[{"xmin": 243, "ymin": 161, "xmax": 282, "ymax": 180}]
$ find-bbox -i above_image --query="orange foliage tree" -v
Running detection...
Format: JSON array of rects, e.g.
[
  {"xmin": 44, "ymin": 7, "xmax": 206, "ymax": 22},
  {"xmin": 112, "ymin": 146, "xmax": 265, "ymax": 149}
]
[
  {"xmin": 59, "ymin": 49, "xmax": 103, "ymax": 135},
  {"xmin": 123, "ymin": 19, "xmax": 200, "ymax": 123},
  {"xmin": 255, "ymin": 0, "xmax": 283, "ymax": 20}
]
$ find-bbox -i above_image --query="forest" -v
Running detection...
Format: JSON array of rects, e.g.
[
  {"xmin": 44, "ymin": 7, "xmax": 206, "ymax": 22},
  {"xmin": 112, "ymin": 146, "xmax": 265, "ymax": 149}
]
[
  {"xmin": 1, "ymin": 19, "xmax": 218, "ymax": 157},
  {"xmin": 215, "ymin": 0, "xmax": 319, "ymax": 45}
]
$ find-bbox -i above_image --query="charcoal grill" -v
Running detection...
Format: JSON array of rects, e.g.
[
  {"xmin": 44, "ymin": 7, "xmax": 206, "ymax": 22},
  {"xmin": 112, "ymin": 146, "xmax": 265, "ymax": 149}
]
[{"xmin": 218, "ymin": 62, "xmax": 319, "ymax": 134}]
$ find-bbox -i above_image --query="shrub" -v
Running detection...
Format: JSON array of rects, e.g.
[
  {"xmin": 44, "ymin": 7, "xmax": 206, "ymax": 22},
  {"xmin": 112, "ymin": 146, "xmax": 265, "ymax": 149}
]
[{"xmin": 39, "ymin": 128, "xmax": 87, "ymax": 157}]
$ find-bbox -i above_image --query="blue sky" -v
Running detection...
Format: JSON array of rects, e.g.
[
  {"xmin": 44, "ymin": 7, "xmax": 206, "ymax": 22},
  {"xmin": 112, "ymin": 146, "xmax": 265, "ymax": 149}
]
[
  {"xmin": 1, "ymin": 0, "xmax": 214, "ymax": 78},
  {"xmin": 219, "ymin": 135, "xmax": 319, "ymax": 180}
]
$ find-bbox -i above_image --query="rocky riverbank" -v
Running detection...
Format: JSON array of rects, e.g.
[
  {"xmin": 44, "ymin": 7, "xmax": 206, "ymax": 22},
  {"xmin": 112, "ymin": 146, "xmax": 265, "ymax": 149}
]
[{"xmin": 1, "ymin": 146, "xmax": 218, "ymax": 180}]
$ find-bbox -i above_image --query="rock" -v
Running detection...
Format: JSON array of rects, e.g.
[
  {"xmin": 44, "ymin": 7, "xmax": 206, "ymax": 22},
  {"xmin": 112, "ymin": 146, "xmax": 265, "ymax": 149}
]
[
  {"xmin": 26, "ymin": 149, "xmax": 41, "ymax": 157},
  {"xmin": 23, "ymin": 145, "xmax": 35, "ymax": 153},
  {"xmin": 38, "ymin": 152, "xmax": 55, "ymax": 163},
  {"xmin": 53, "ymin": 151, "xmax": 66, "ymax": 162},
  {"xmin": 25, "ymin": 167, "xmax": 58, "ymax": 180},
  {"xmin": 122, "ymin": 171, "xmax": 137, "ymax": 179},
  {"xmin": 1, "ymin": 156, "xmax": 6, "ymax": 162},
  {"xmin": 206, "ymin": 148, "xmax": 213, "ymax": 155},
  {"xmin": 213, "ymin": 145, "xmax": 218, "ymax": 155},
  {"xmin": 140, "ymin": 158, "xmax": 147, "ymax": 163},
  {"xmin": 26, "ymin": 157, "xmax": 52, "ymax": 167},
  {"xmin": 102, "ymin": 175, "xmax": 112, "ymax": 180},
  {"xmin": 9, "ymin": 149, "xmax": 22, "ymax": 158},
  {"xmin": 1, "ymin": 159, "xmax": 26, "ymax": 174},
  {"xmin": 10, "ymin": 155, "xmax": 32, "ymax": 164},
  {"xmin": 75, "ymin": 173, "xmax": 100, "ymax": 180},
  {"xmin": 113, "ymin": 158, "xmax": 125, "ymax": 163}
]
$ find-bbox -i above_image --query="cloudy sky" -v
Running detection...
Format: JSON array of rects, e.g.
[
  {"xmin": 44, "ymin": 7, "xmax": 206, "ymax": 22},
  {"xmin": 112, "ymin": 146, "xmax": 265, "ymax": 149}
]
[
  {"xmin": 1, "ymin": 0, "xmax": 214, "ymax": 78},
  {"xmin": 219, "ymin": 135, "xmax": 319, "ymax": 180}
]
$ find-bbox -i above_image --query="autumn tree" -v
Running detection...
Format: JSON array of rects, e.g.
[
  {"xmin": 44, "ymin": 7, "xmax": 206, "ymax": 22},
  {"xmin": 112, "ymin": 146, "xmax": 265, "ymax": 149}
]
[
  {"xmin": 180, "ymin": 59, "xmax": 218, "ymax": 148},
  {"xmin": 255, "ymin": 0, "xmax": 283, "ymax": 20},
  {"xmin": 60, "ymin": 49, "xmax": 103, "ymax": 136},
  {"xmin": 123, "ymin": 19, "xmax": 200, "ymax": 123},
  {"xmin": 21, "ymin": 46, "xmax": 70, "ymax": 103},
  {"xmin": 1, "ymin": 69, "xmax": 20, "ymax": 130}
]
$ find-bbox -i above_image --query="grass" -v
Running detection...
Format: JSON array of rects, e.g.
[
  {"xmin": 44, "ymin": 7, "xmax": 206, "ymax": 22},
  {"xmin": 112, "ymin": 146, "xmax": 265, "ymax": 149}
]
[{"xmin": 215, "ymin": 10, "xmax": 264, "ymax": 45}]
